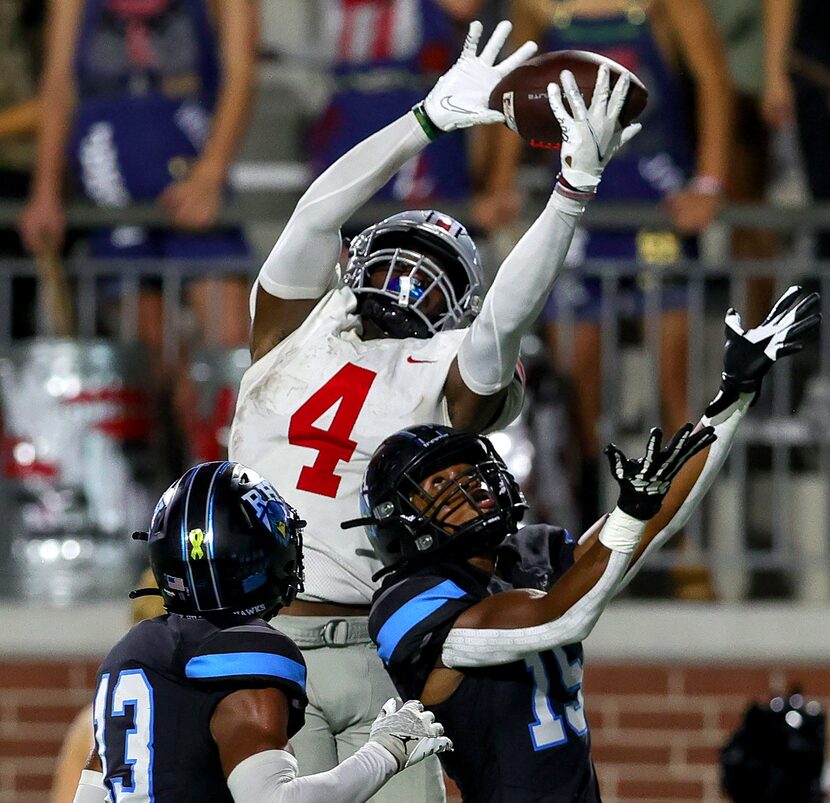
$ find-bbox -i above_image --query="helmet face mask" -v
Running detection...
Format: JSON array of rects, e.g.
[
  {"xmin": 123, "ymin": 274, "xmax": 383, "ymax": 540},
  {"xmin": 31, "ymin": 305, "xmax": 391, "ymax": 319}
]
[
  {"xmin": 359, "ymin": 426, "xmax": 527, "ymax": 577},
  {"xmin": 342, "ymin": 211, "xmax": 483, "ymax": 339},
  {"xmin": 145, "ymin": 462, "xmax": 305, "ymax": 619}
]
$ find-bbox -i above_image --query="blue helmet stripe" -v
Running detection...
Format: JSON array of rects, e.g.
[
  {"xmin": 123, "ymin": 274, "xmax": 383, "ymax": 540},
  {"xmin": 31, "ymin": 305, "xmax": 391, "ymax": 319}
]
[
  {"xmin": 178, "ymin": 466, "xmax": 201, "ymax": 608},
  {"xmin": 204, "ymin": 461, "xmax": 231, "ymax": 609}
]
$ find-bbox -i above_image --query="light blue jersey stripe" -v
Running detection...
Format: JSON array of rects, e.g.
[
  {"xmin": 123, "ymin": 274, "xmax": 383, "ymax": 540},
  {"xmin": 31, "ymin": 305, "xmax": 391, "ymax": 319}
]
[
  {"xmin": 185, "ymin": 652, "xmax": 306, "ymax": 688},
  {"xmin": 377, "ymin": 579, "xmax": 467, "ymax": 663}
]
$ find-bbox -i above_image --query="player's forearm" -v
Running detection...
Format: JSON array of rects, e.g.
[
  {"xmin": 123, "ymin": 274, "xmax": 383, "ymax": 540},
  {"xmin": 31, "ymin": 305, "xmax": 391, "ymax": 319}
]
[
  {"xmin": 617, "ymin": 393, "xmax": 752, "ymax": 592},
  {"xmin": 256, "ymin": 113, "xmax": 430, "ymax": 300},
  {"xmin": 455, "ymin": 185, "xmax": 587, "ymax": 394},
  {"xmin": 227, "ymin": 744, "xmax": 397, "ymax": 803},
  {"xmin": 442, "ymin": 548, "xmax": 629, "ymax": 667}
]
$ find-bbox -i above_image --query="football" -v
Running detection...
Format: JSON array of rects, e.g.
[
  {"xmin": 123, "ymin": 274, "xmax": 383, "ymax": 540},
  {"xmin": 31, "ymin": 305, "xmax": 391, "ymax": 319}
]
[{"xmin": 488, "ymin": 50, "xmax": 648, "ymax": 150}]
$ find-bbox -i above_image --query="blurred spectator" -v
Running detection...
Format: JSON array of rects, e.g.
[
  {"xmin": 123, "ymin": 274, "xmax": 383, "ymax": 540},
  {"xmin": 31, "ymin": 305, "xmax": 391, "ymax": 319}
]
[
  {"xmin": 47, "ymin": 566, "xmax": 165, "ymax": 803},
  {"xmin": 18, "ymin": 0, "xmax": 259, "ymax": 354},
  {"xmin": 480, "ymin": 0, "xmax": 731, "ymax": 538},
  {"xmin": 0, "ymin": 0, "xmax": 45, "ymax": 335},
  {"xmin": 310, "ymin": 0, "xmax": 485, "ymax": 218},
  {"xmin": 707, "ymin": 0, "xmax": 777, "ymax": 325},
  {"xmin": 764, "ymin": 0, "xmax": 830, "ymax": 259}
]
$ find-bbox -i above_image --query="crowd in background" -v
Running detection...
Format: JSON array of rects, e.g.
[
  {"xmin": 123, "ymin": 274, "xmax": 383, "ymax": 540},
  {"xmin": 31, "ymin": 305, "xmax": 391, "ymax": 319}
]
[{"xmin": 0, "ymin": 0, "xmax": 827, "ymax": 604}]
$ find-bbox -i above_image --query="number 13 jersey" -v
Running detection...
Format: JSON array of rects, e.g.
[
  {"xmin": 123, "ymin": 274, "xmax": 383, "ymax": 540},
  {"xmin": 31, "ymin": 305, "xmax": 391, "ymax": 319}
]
[{"xmin": 229, "ymin": 287, "xmax": 523, "ymax": 604}]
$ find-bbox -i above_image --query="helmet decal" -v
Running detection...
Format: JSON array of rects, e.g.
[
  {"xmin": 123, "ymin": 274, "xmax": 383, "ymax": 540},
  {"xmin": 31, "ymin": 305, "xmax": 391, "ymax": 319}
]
[{"xmin": 188, "ymin": 528, "xmax": 206, "ymax": 560}]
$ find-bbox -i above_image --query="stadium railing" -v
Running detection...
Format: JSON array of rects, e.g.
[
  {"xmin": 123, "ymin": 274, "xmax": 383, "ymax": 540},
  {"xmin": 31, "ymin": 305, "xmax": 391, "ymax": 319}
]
[{"xmin": 0, "ymin": 197, "xmax": 827, "ymax": 607}]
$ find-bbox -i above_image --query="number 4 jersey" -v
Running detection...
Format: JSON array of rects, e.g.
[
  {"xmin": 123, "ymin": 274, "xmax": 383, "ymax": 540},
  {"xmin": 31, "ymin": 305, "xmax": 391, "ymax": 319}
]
[
  {"xmin": 368, "ymin": 553, "xmax": 601, "ymax": 803},
  {"xmin": 93, "ymin": 614, "xmax": 307, "ymax": 802},
  {"xmin": 229, "ymin": 287, "xmax": 524, "ymax": 604}
]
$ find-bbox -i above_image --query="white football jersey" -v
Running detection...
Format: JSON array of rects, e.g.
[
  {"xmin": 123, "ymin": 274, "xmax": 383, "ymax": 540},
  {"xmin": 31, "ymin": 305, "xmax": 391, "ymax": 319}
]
[{"xmin": 230, "ymin": 287, "xmax": 523, "ymax": 604}]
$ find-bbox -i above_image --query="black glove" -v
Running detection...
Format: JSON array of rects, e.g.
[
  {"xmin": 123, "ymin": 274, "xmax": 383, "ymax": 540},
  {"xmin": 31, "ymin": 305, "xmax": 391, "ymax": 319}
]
[
  {"xmin": 706, "ymin": 285, "xmax": 821, "ymax": 418},
  {"xmin": 604, "ymin": 423, "xmax": 716, "ymax": 520}
]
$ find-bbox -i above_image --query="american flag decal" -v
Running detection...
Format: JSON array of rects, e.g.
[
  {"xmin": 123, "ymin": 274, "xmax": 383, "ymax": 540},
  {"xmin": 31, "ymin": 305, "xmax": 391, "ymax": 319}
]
[
  {"xmin": 166, "ymin": 574, "xmax": 187, "ymax": 592},
  {"xmin": 435, "ymin": 218, "xmax": 453, "ymax": 232}
]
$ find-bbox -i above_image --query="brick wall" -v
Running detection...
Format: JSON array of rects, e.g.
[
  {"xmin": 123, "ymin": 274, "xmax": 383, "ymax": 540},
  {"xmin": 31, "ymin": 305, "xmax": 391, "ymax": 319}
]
[{"xmin": 1, "ymin": 660, "xmax": 828, "ymax": 803}]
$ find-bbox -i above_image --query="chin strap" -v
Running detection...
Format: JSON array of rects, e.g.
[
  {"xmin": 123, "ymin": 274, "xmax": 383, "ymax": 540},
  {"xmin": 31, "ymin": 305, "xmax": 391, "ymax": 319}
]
[
  {"xmin": 129, "ymin": 587, "xmax": 163, "ymax": 600},
  {"xmin": 357, "ymin": 296, "xmax": 432, "ymax": 339}
]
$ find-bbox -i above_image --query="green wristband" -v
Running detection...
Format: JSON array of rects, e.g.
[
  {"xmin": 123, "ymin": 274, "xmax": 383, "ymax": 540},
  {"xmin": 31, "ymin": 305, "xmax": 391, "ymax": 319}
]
[{"xmin": 412, "ymin": 103, "xmax": 444, "ymax": 141}]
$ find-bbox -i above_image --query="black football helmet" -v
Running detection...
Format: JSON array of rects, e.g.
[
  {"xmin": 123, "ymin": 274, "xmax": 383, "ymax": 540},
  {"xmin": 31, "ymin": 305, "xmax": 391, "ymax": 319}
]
[
  {"xmin": 349, "ymin": 425, "xmax": 527, "ymax": 577},
  {"xmin": 134, "ymin": 462, "xmax": 304, "ymax": 618},
  {"xmin": 340, "ymin": 210, "xmax": 483, "ymax": 339}
]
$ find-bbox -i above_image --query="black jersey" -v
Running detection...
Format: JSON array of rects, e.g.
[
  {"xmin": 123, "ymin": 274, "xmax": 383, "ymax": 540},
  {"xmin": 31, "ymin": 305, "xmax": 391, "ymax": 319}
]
[
  {"xmin": 93, "ymin": 614, "xmax": 307, "ymax": 802},
  {"xmin": 368, "ymin": 525, "xmax": 601, "ymax": 803}
]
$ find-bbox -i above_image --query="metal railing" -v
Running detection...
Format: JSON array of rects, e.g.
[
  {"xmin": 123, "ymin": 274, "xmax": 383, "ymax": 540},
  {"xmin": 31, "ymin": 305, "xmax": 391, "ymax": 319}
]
[{"xmin": 0, "ymin": 194, "xmax": 828, "ymax": 603}]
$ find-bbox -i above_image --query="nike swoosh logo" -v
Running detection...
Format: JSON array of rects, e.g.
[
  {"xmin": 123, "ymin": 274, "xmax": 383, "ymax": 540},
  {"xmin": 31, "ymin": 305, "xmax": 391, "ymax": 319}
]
[
  {"xmin": 440, "ymin": 96, "xmax": 475, "ymax": 115},
  {"xmin": 407, "ymin": 356, "xmax": 437, "ymax": 364}
]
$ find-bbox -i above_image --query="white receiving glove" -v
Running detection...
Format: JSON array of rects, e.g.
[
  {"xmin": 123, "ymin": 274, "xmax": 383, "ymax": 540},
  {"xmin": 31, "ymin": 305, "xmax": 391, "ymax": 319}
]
[
  {"xmin": 421, "ymin": 20, "xmax": 538, "ymax": 134},
  {"xmin": 547, "ymin": 63, "xmax": 642, "ymax": 192},
  {"xmin": 368, "ymin": 699, "xmax": 453, "ymax": 771}
]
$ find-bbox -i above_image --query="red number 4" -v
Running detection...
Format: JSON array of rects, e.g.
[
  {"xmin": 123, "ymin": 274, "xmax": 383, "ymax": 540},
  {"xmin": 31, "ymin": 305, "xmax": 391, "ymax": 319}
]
[{"xmin": 288, "ymin": 363, "xmax": 377, "ymax": 498}]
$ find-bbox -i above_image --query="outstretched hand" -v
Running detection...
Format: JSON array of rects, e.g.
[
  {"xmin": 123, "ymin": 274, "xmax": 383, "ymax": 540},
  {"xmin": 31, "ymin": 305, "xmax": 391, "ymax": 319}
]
[
  {"xmin": 369, "ymin": 698, "xmax": 453, "ymax": 771},
  {"xmin": 605, "ymin": 424, "xmax": 716, "ymax": 521},
  {"xmin": 547, "ymin": 64, "xmax": 641, "ymax": 192},
  {"xmin": 706, "ymin": 285, "xmax": 821, "ymax": 418},
  {"xmin": 423, "ymin": 20, "xmax": 538, "ymax": 132}
]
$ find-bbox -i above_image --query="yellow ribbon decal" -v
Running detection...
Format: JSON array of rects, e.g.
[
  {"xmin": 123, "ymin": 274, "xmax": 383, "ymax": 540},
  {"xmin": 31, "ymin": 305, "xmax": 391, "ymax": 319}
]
[{"xmin": 189, "ymin": 528, "xmax": 206, "ymax": 560}]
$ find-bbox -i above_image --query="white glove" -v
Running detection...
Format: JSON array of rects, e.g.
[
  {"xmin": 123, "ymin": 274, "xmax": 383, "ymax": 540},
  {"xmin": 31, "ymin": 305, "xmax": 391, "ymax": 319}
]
[
  {"xmin": 368, "ymin": 698, "xmax": 453, "ymax": 771},
  {"xmin": 547, "ymin": 64, "xmax": 642, "ymax": 192},
  {"xmin": 422, "ymin": 20, "xmax": 538, "ymax": 133}
]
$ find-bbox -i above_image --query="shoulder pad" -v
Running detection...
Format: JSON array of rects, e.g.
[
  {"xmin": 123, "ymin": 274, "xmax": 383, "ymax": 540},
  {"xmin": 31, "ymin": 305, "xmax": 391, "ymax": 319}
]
[{"xmin": 185, "ymin": 621, "xmax": 306, "ymax": 694}]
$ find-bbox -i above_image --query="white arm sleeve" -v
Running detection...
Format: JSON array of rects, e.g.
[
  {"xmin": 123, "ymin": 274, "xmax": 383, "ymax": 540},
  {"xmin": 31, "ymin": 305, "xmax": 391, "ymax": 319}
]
[
  {"xmin": 615, "ymin": 393, "xmax": 753, "ymax": 594},
  {"xmin": 455, "ymin": 187, "xmax": 587, "ymax": 395},
  {"xmin": 255, "ymin": 113, "xmax": 430, "ymax": 303},
  {"xmin": 441, "ymin": 549, "xmax": 631, "ymax": 668},
  {"xmin": 227, "ymin": 744, "xmax": 397, "ymax": 803},
  {"xmin": 72, "ymin": 770, "xmax": 107, "ymax": 803}
]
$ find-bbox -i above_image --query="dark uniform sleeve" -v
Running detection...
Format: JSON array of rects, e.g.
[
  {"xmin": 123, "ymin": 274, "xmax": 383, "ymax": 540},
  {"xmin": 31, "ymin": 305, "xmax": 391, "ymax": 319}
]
[
  {"xmin": 186, "ymin": 622, "xmax": 307, "ymax": 737},
  {"xmin": 494, "ymin": 524, "xmax": 576, "ymax": 591},
  {"xmin": 369, "ymin": 571, "xmax": 485, "ymax": 699}
]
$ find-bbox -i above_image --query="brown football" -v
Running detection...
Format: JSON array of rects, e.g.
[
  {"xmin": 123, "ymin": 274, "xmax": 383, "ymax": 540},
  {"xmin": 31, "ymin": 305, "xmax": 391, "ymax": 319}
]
[{"xmin": 488, "ymin": 50, "xmax": 648, "ymax": 150}]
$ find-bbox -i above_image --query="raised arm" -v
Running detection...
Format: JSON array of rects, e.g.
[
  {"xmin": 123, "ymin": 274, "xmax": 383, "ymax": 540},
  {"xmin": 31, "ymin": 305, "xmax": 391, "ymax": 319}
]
[
  {"xmin": 440, "ymin": 422, "xmax": 712, "ymax": 668},
  {"xmin": 616, "ymin": 285, "xmax": 821, "ymax": 590},
  {"xmin": 446, "ymin": 66, "xmax": 642, "ymax": 429},
  {"xmin": 250, "ymin": 20, "xmax": 538, "ymax": 361}
]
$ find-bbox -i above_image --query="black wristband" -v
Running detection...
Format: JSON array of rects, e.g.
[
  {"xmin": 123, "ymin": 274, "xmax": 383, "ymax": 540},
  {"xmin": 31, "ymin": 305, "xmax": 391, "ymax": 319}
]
[{"xmin": 412, "ymin": 103, "xmax": 444, "ymax": 141}]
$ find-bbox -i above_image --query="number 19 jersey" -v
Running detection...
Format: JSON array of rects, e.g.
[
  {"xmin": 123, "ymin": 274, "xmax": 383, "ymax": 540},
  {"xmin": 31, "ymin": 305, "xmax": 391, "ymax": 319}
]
[{"xmin": 229, "ymin": 287, "xmax": 523, "ymax": 605}]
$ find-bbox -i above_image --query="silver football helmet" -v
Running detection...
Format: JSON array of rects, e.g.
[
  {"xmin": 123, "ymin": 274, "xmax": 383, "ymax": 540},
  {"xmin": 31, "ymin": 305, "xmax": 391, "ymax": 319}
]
[{"xmin": 341, "ymin": 210, "xmax": 484, "ymax": 339}]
